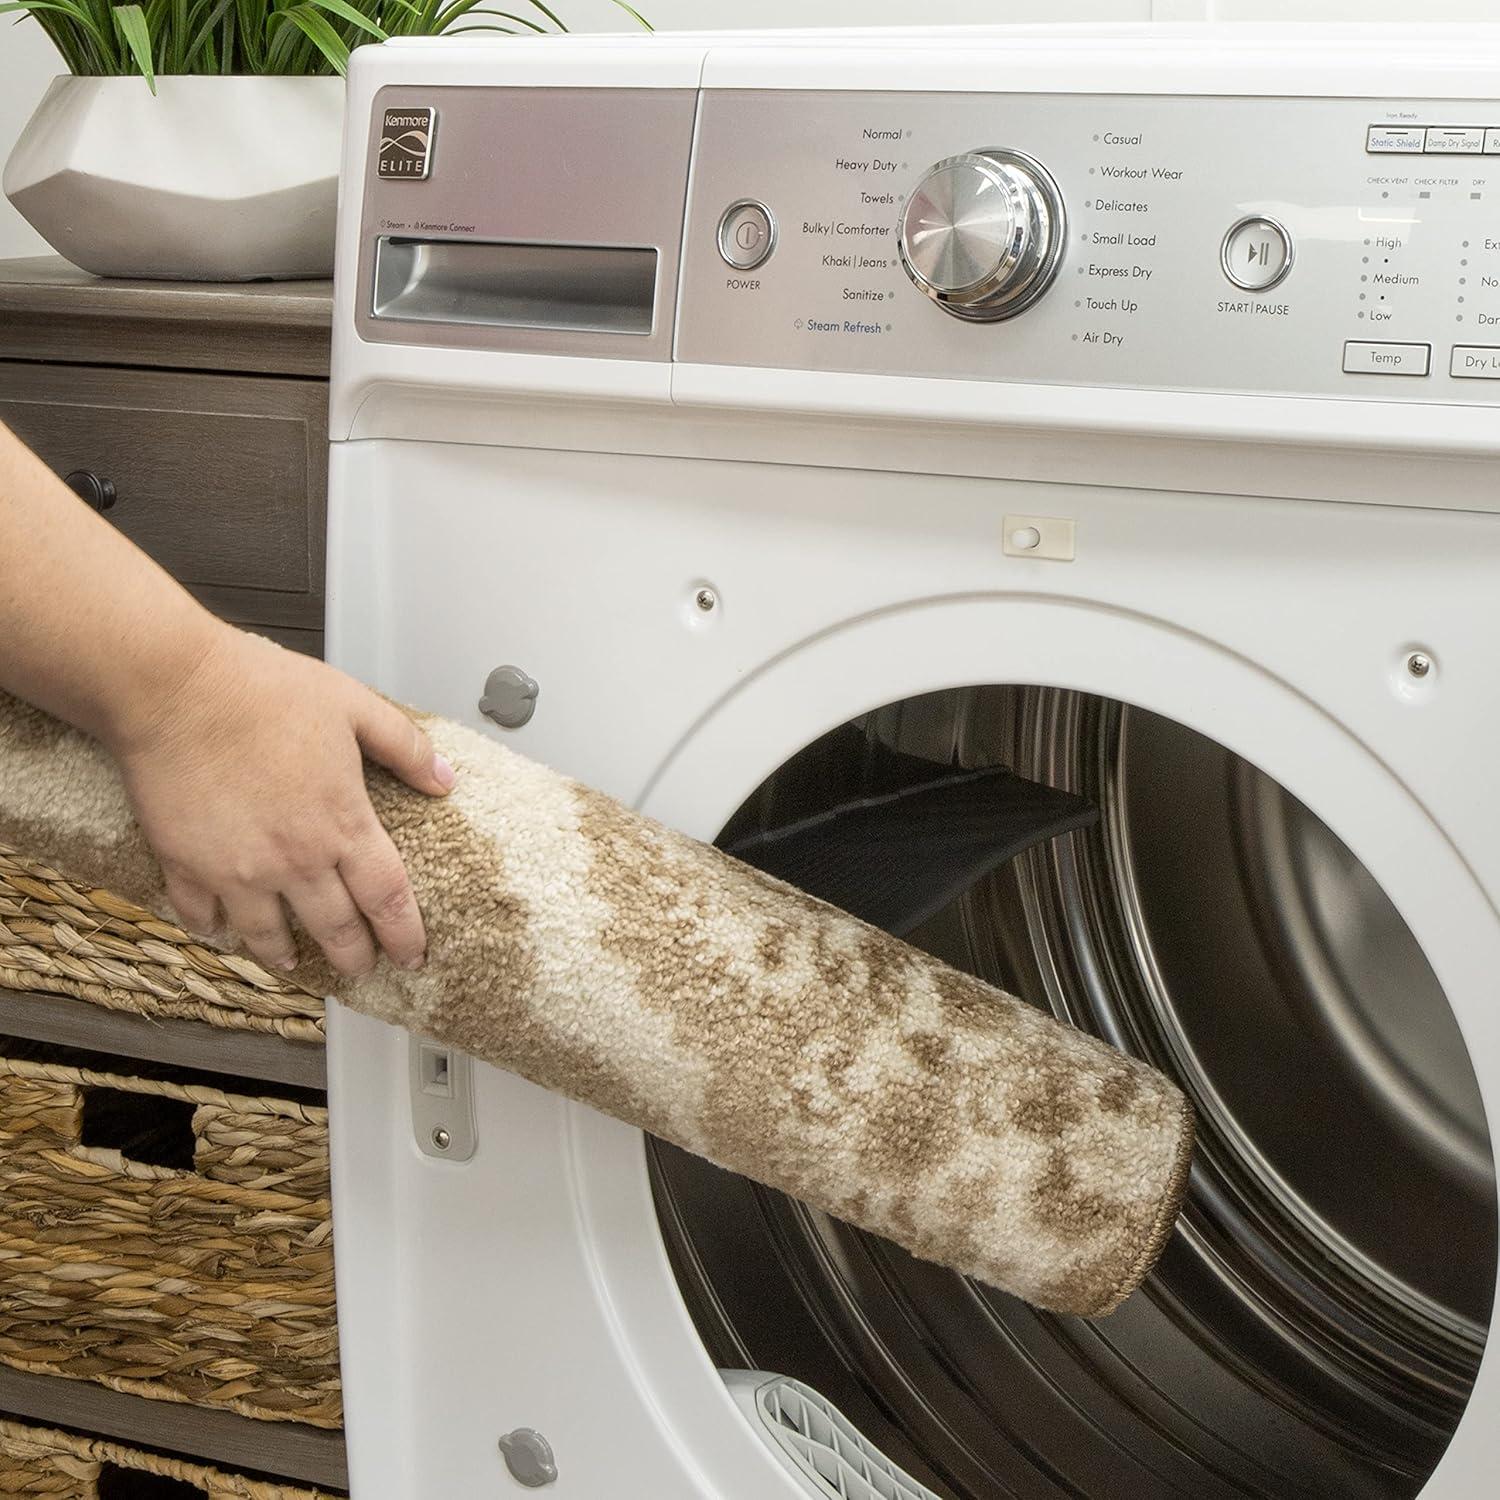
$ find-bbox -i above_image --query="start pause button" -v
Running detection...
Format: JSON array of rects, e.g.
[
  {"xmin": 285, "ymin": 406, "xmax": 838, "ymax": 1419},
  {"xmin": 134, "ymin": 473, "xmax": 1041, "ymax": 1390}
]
[{"xmin": 1220, "ymin": 215, "xmax": 1294, "ymax": 291}]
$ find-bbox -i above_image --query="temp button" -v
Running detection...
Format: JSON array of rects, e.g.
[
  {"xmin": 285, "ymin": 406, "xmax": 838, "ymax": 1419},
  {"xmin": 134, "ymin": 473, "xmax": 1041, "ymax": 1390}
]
[
  {"xmin": 717, "ymin": 200, "xmax": 776, "ymax": 271},
  {"xmin": 1343, "ymin": 341, "xmax": 1431, "ymax": 376}
]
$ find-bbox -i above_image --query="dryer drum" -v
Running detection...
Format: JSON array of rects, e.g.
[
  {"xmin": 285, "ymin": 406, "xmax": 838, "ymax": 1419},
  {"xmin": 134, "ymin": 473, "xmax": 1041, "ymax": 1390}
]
[{"xmin": 655, "ymin": 684, "xmax": 1498, "ymax": 1500}]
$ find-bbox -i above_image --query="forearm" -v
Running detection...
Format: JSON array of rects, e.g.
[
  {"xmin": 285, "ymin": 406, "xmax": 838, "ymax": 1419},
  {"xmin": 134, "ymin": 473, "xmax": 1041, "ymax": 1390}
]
[{"xmin": 0, "ymin": 421, "xmax": 223, "ymax": 749}]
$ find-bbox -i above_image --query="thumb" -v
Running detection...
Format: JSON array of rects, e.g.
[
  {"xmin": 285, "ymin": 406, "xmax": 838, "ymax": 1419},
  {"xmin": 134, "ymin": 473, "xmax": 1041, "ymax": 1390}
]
[{"xmin": 355, "ymin": 695, "xmax": 455, "ymax": 797}]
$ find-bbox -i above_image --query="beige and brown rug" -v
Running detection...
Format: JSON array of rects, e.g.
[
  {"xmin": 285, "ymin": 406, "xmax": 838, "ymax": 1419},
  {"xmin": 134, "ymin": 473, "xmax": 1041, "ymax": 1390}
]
[{"xmin": 0, "ymin": 689, "xmax": 1194, "ymax": 1317}]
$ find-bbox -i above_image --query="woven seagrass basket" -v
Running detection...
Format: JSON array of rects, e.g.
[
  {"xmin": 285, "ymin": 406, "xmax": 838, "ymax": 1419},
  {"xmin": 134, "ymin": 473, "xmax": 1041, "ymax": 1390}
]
[
  {"xmin": 0, "ymin": 1043, "xmax": 340, "ymax": 1429},
  {"xmin": 0, "ymin": 1417, "xmax": 337, "ymax": 1497},
  {"xmin": 0, "ymin": 845, "xmax": 324, "ymax": 1040}
]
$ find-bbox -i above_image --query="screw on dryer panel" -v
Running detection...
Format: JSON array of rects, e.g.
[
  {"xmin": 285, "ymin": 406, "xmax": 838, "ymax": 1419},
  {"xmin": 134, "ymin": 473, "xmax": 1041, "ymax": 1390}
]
[
  {"xmin": 1407, "ymin": 653, "xmax": 1433, "ymax": 678},
  {"xmin": 479, "ymin": 665, "xmax": 539, "ymax": 730},
  {"xmin": 430, "ymin": 1127, "xmax": 451, "ymax": 1152},
  {"xmin": 498, "ymin": 1429, "xmax": 558, "ymax": 1487},
  {"xmin": 695, "ymin": 588, "xmax": 717, "ymax": 612}
]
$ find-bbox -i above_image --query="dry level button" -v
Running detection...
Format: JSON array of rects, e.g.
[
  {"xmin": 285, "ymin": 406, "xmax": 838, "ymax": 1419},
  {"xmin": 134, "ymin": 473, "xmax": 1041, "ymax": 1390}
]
[
  {"xmin": 1450, "ymin": 345, "xmax": 1500, "ymax": 378},
  {"xmin": 717, "ymin": 200, "xmax": 776, "ymax": 271},
  {"xmin": 1342, "ymin": 341, "xmax": 1431, "ymax": 376}
]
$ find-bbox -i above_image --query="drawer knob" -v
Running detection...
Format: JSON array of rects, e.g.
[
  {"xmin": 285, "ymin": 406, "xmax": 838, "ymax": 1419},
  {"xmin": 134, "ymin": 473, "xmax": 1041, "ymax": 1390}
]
[{"xmin": 64, "ymin": 469, "xmax": 117, "ymax": 513}]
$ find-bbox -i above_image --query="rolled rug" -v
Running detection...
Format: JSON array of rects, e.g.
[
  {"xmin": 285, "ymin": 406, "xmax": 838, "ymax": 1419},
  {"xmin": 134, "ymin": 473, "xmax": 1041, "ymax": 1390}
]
[{"xmin": 0, "ymin": 689, "xmax": 1194, "ymax": 1317}]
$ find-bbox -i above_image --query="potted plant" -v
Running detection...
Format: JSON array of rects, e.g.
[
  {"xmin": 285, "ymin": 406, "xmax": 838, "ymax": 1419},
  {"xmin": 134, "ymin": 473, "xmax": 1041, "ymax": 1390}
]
[{"xmin": 2, "ymin": 0, "xmax": 646, "ymax": 281}]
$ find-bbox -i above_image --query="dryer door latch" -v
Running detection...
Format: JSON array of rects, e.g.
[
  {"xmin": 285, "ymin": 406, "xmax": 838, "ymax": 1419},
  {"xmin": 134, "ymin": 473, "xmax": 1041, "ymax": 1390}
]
[{"xmin": 410, "ymin": 1037, "xmax": 477, "ymax": 1162}]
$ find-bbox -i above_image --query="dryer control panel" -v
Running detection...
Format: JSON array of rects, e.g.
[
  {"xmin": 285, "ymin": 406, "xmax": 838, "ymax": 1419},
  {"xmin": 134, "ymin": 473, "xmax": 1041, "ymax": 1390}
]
[{"xmin": 675, "ymin": 91, "xmax": 1500, "ymax": 404}]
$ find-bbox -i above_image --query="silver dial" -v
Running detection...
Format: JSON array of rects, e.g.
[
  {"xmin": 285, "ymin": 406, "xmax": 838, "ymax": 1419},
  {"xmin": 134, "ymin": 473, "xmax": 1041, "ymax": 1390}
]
[{"xmin": 898, "ymin": 149, "xmax": 1066, "ymax": 322}]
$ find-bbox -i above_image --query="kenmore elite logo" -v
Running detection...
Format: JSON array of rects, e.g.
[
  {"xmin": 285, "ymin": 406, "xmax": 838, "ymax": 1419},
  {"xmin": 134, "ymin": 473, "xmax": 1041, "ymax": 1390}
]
[{"xmin": 378, "ymin": 106, "xmax": 435, "ymax": 180}]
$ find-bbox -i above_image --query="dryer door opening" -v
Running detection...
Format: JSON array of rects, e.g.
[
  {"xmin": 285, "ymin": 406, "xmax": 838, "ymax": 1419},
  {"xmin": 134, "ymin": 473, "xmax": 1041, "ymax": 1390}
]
[{"xmin": 650, "ymin": 685, "xmax": 1496, "ymax": 1500}]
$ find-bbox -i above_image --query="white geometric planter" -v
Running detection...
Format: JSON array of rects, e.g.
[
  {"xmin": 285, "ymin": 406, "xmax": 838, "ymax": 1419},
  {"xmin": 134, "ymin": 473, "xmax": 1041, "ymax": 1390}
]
[{"xmin": 3, "ymin": 75, "xmax": 343, "ymax": 281}]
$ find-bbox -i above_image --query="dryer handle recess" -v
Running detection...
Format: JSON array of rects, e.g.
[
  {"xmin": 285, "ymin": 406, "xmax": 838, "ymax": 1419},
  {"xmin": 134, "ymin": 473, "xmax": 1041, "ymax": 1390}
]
[{"xmin": 370, "ymin": 236, "xmax": 658, "ymax": 337}]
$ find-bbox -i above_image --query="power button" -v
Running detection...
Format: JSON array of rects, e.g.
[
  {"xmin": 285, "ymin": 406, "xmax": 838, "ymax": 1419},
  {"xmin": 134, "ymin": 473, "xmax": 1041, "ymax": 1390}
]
[{"xmin": 717, "ymin": 200, "xmax": 776, "ymax": 271}]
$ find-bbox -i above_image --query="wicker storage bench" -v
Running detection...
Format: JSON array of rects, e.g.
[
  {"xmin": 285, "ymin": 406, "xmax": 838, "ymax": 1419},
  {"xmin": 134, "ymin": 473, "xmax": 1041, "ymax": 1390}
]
[
  {"xmin": 0, "ymin": 848, "xmax": 324, "ymax": 1043},
  {"xmin": 0, "ymin": 1417, "xmax": 338, "ymax": 1497},
  {"xmin": 0, "ymin": 1040, "xmax": 339, "ymax": 1430}
]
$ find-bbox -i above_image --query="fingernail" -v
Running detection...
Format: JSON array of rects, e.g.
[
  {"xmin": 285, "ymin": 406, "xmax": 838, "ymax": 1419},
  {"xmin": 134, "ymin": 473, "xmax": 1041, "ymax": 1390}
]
[
  {"xmin": 277, "ymin": 956, "xmax": 298, "ymax": 972},
  {"xmin": 402, "ymin": 952, "xmax": 425, "ymax": 971},
  {"xmin": 432, "ymin": 754, "xmax": 456, "ymax": 790}
]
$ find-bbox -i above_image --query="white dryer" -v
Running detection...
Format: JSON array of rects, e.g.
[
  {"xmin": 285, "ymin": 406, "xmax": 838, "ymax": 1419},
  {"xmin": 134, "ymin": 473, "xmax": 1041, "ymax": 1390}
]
[{"xmin": 326, "ymin": 25, "xmax": 1500, "ymax": 1498}]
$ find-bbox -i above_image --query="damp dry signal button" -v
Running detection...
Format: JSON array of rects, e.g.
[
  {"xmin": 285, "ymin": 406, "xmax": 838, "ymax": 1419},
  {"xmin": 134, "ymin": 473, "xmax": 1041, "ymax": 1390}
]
[
  {"xmin": 718, "ymin": 201, "xmax": 776, "ymax": 271},
  {"xmin": 1425, "ymin": 127, "xmax": 1485, "ymax": 154}
]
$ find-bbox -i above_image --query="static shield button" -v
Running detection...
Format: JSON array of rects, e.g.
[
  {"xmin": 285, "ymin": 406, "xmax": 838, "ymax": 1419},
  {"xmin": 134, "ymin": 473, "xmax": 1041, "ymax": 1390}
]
[
  {"xmin": 1220, "ymin": 216, "xmax": 1293, "ymax": 292},
  {"xmin": 1367, "ymin": 126, "xmax": 1425, "ymax": 154},
  {"xmin": 717, "ymin": 201, "xmax": 776, "ymax": 271}
]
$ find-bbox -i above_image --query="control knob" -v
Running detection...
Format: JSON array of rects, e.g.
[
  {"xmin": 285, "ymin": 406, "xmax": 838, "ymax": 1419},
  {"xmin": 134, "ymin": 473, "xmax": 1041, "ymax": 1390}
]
[{"xmin": 898, "ymin": 149, "xmax": 1066, "ymax": 321}]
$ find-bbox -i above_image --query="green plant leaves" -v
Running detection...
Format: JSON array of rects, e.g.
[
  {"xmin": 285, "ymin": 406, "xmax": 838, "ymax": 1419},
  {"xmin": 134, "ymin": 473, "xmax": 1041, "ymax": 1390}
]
[
  {"xmin": 180, "ymin": 0, "xmax": 237, "ymax": 67},
  {"xmin": 111, "ymin": 3, "xmax": 156, "ymax": 91},
  {"xmin": 5, "ymin": 0, "xmax": 653, "ymax": 84},
  {"xmin": 268, "ymin": 0, "xmax": 362, "ymax": 72},
  {"xmin": 610, "ymin": 0, "xmax": 649, "ymax": 30},
  {"xmin": 1, "ymin": 0, "xmax": 114, "ymax": 75},
  {"xmin": 520, "ymin": 0, "xmax": 563, "ymax": 30},
  {"xmin": 303, "ymin": 0, "xmax": 385, "ymax": 40}
]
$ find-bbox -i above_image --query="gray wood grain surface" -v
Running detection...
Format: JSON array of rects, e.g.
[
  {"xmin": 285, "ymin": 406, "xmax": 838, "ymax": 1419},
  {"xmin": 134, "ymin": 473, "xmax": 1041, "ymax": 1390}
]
[
  {"xmin": 0, "ymin": 990, "xmax": 326, "ymax": 1090},
  {"xmin": 256, "ymin": 625, "xmax": 326, "ymax": 657},
  {"xmin": 0, "ymin": 362, "xmax": 327, "ymax": 637},
  {"xmin": 0, "ymin": 258, "xmax": 333, "ymax": 377},
  {"xmin": 0, "ymin": 1363, "xmax": 348, "ymax": 1491}
]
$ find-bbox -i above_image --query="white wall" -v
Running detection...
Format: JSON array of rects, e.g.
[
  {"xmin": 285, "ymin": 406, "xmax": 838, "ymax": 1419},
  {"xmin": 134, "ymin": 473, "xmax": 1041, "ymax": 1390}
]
[
  {"xmin": 5, "ymin": 0, "xmax": 1500, "ymax": 262},
  {"xmin": 1, "ymin": 19, "xmax": 62, "ymax": 257}
]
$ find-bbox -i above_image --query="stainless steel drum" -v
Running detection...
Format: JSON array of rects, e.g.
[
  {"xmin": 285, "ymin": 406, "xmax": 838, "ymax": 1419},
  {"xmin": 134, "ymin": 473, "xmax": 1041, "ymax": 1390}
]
[{"xmin": 650, "ymin": 685, "xmax": 1496, "ymax": 1500}]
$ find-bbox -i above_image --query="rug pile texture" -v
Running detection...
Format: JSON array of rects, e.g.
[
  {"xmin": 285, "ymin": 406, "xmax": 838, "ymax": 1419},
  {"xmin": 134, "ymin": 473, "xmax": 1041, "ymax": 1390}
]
[{"xmin": 0, "ymin": 690, "xmax": 1194, "ymax": 1316}]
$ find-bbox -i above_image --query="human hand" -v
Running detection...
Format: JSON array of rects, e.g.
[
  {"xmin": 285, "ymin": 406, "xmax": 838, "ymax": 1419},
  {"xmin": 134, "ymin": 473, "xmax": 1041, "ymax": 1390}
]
[{"xmin": 106, "ymin": 626, "xmax": 453, "ymax": 976}]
